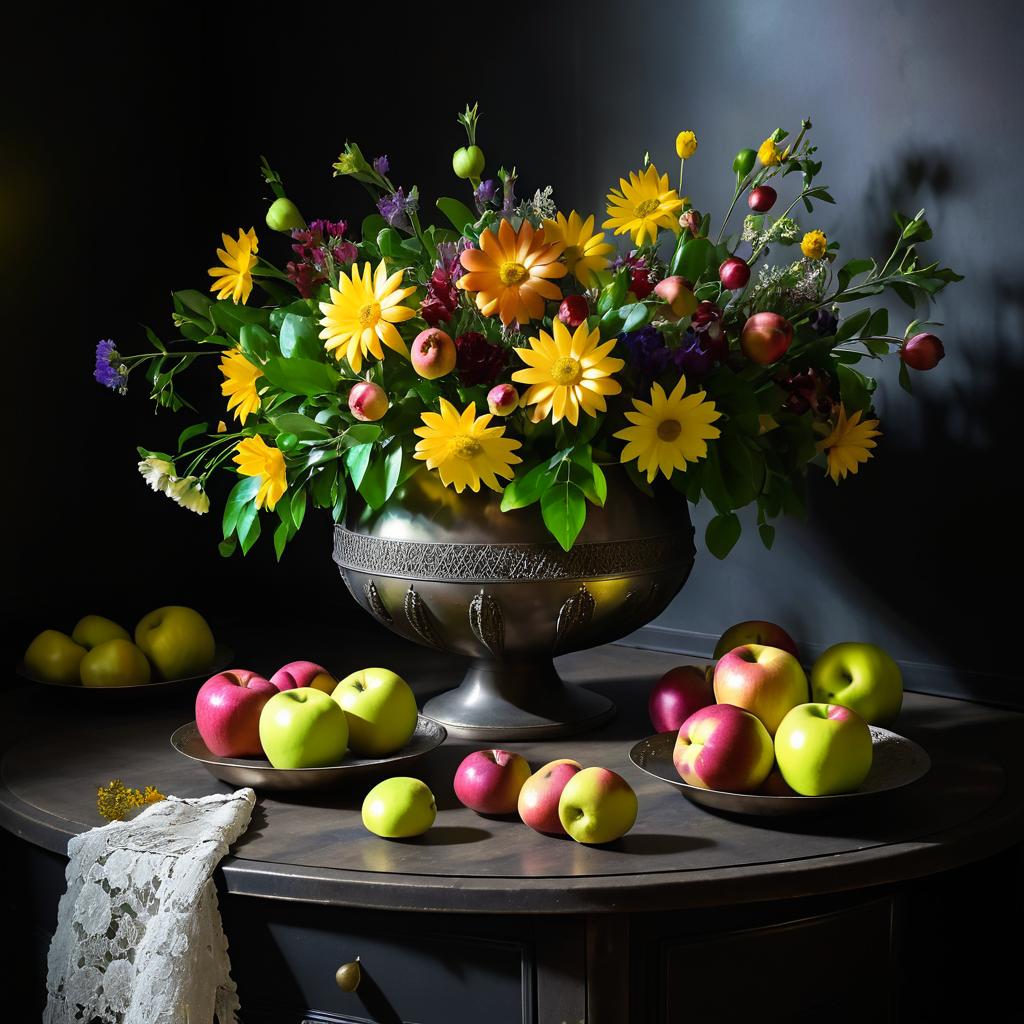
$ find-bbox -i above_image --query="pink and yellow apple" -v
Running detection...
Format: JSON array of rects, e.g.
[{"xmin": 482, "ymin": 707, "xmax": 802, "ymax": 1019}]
[
  {"xmin": 348, "ymin": 381, "xmax": 389, "ymax": 423},
  {"xmin": 271, "ymin": 660, "xmax": 336, "ymax": 693},
  {"xmin": 810, "ymin": 642, "xmax": 903, "ymax": 726},
  {"xmin": 648, "ymin": 665, "xmax": 714, "ymax": 733},
  {"xmin": 713, "ymin": 620, "xmax": 800, "ymax": 660},
  {"xmin": 454, "ymin": 749, "xmax": 532, "ymax": 815},
  {"xmin": 774, "ymin": 703, "xmax": 874, "ymax": 796},
  {"xmin": 410, "ymin": 328, "xmax": 456, "ymax": 380},
  {"xmin": 517, "ymin": 758, "xmax": 581, "ymax": 835},
  {"xmin": 653, "ymin": 275, "xmax": 698, "ymax": 320},
  {"xmin": 740, "ymin": 312, "xmax": 793, "ymax": 365},
  {"xmin": 259, "ymin": 687, "xmax": 349, "ymax": 769},
  {"xmin": 673, "ymin": 704, "xmax": 774, "ymax": 792},
  {"xmin": 196, "ymin": 669, "xmax": 277, "ymax": 757},
  {"xmin": 331, "ymin": 667, "xmax": 418, "ymax": 757},
  {"xmin": 713, "ymin": 644, "xmax": 809, "ymax": 735},
  {"xmin": 557, "ymin": 767, "xmax": 638, "ymax": 844}
]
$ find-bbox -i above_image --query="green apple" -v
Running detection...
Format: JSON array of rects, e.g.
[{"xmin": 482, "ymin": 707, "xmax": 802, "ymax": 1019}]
[
  {"xmin": 557, "ymin": 767, "xmax": 638, "ymax": 845},
  {"xmin": 258, "ymin": 688, "xmax": 349, "ymax": 769},
  {"xmin": 361, "ymin": 777, "xmax": 436, "ymax": 838},
  {"xmin": 23, "ymin": 630, "xmax": 86, "ymax": 684},
  {"xmin": 331, "ymin": 667, "xmax": 418, "ymax": 757},
  {"xmin": 811, "ymin": 642, "xmax": 903, "ymax": 726},
  {"xmin": 71, "ymin": 615, "xmax": 130, "ymax": 649},
  {"xmin": 80, "ymin": 639, "xmax": 151, "ymax": 687},
  {"xmin": 134, "ymin": 605, "xmax": 216, "ymax": 680},
  {"xmin": 774, "ymin": 703, "xmax": 873, "ymax": 796}
]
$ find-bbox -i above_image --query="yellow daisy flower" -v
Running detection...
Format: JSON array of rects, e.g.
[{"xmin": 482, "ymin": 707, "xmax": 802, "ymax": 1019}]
[
  {"xmin": 801, "ymin": 230, "xmax": 828, "ymax": 260},
  {"xmin": 675, "ymin": 131, "xmax": 698, "ymax": 159},
  {"xmin": 614, "ymin": 377, "xmax": 722, "ymax": 483},
  {"xmin": 758, "ymin": 137, "xmax": 783, "ymax": 166},
  {"xmin": 816, "ymin": 405, "xmax": 881, "ymax": 483},
  {"xmin": 541, "ymin": 211, "xmax": 615, "ymax": 288},
  {"xmin": 233, "ymin": 435, "xmax": 288, "ymax": 511},
  {"xmin": 208, "ymin": 228, "xmax": 259, "ymax": 305},
  {"xmin": 603, "ymin": 165, "xmax": 684, "ymax": 247},
  {"xmin": 219, "ymin": 348, "xmax": 263, "ymax": 423},
  {"xmin": 318, "ymin": 260, "xmax": 417, "ymax": 373},
  {"xmin": 457, "ymin": 220, "xmax": 566, "ymax": 326},
  {"xmin": 512, "ymin": 319, "xmax": 624, "ymax": 426},
  {"xmin": 413, "ymin": 399, "xmax": 523, "ymax": 494}
]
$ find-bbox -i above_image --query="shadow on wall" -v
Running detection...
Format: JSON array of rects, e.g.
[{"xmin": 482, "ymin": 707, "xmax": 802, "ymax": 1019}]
[{"xmin": 813, "ymin": 146, "xmax": 1018, "ymax": 679}]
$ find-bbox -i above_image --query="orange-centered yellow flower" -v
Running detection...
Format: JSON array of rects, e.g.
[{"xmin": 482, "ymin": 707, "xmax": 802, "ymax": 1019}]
[
  {"xmin": 541, "ymin": 211, "xmax": 615, "ymax": 288},
  {"xmin": 603, "ymin": 165, "xmax": 684, "ymax": 246},
  {"xmin": 208, "ymin": 228, "xmax": 259, "ymax": 305},
  {"xmin": 458, "ymin": 219, "xmax": 566, "ymax": 326},
  {"xmin": 318, "ymin": 260, "xmax": 417, "ymax": 373},
  {"xmin": 233, "ymin": 435, "xmax": 288, "ymax": 511},
  {"xmin": 614, "ymin": 377, "xmax": 722, "ymax": 483},
  {"xmin": 512, "ymin": 319, "xmax": 624, "ymax": 426},
  {"xmin": 413, "ymin": 399, "xmax": 523, "ymax": 494},
  {"xmin": 816, "ymin": 405, "xmax": 881, "ymax": 483},
  {"xmin": 219, "ymin": 348, "xmax": 263, "ymax": 423}
]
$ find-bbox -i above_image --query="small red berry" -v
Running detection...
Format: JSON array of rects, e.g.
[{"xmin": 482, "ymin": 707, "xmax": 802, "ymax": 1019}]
[
  {"xmin": 901, "ymin": 332, "xmax": 945, "ymax": 371},
  {"xmin": 719, "ymin": 256, "xmax": 750, "ymax": 291},
  {"xmin": 747, "ymin": 186, "xmax": 777, "ymax": 213},
  {"xmin": 557, "ymin": 294, "xmax": 589, "ymax": 329}
]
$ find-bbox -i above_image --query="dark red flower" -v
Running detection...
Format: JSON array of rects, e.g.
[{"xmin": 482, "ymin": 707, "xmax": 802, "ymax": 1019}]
[
  {"xmin": 455, "ymin": 332, "xmax": 508, "ymax": 386},
  {"xmin": 421, "ymin": 260, "xmax": 461, "ymax": 326}
]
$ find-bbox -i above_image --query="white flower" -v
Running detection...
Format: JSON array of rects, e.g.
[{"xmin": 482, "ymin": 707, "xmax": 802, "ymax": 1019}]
[
  {"xmin": 167, "ymin": 476, "xmax": 210, "ymax": 515},
  {"xmin": 138, "ymin": 458, "xmax": 175, "ymax": 494}
]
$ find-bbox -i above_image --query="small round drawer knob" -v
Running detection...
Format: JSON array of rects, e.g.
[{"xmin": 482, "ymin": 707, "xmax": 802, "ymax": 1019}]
[{"xmin": 335, "ymin": 959, "xmax": 361, "ymax": 992}]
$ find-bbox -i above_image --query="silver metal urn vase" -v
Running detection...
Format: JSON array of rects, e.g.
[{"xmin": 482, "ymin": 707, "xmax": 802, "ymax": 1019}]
[{"xmin": 333, "ymin": 467, "xmax": 695, "ymax": 739}]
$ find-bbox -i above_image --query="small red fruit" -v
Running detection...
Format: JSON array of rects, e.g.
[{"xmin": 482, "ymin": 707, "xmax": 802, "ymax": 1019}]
[
  {"xmin": 901, "ymin": 332, "xmax": 945, "ymax": 371},
  {"xmin": 747, "ymin": 186, "xmax": 777, "ymax": 213},
  {"xmin": 558, "ymin": 294, "xmax": 589, "ymax": 328},
  {"xmin": 719, "ymin": 256, "xmax": 750, "ymax": 290},
  {"xmin": 740, "ymin": 312, "xmax": 794, "ymax": 365}
]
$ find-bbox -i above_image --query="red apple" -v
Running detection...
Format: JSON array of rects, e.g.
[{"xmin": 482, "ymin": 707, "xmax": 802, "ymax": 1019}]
[
  {"xmin": 901, "ymin": 332, "xmax": 945, "ymax": 371},
  {"xmin": 719, "ymin": 256, "xmax": 750, "ymax": 290},
  {"xmin": 411, "ymin": 328, "xmax": 456, "ymax": 380},
  {"xmin": 487, "ymin": 383, "xmax": 519, "ymax": 417},
  {"xmin": 740, "ymin": 312, "xmax": 793, "ymax": 365},
  {"xmin": 713, "ymin": 620, "xmax": 800, "ymax": 660},
  {"xmin": 195, "ymin": 669, "xmax": 277, "ymax": 757},
  {"xmin": 348, "ymin": 381, "xmax": 388, "ymax": 422},
  {"xmin": 652, "ymin": 276, "xmax": 698, "ymax": 320},
  {"xmin": 713, "ymin": 644, "xmax": 809, "ymax": 736},
  {"xmin": 517, "ymin": 758, "xmax": 582, "ymax": 835},
  {"xmin": 453, "ymin": 749, "xmax": 532, "ymax": 815},
  {"xmin": 747, "ymin": 186, "xmax": 777, "ymax": 213},
  {"xmin": 270, "ymin": 660, "xmax": 336, "ymax": 693},
  {"xmin": 648, "ymin": 665, "xmax": 714, "ymax": 733},
  {"xmin": 673, "ymin": 704, "xmax": 774, "ymax": 792}
]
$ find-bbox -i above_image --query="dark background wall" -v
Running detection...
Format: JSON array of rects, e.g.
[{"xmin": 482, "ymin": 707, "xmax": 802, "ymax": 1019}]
[{"xmin": 4, "ymin": 2, "xmax": 1019, "ymax": 697}]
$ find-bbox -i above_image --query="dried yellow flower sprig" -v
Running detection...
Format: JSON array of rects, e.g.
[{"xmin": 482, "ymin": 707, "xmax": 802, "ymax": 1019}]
[{"xmin": 96, "ymin": 779, "xmax": 166, "ymax": 821}]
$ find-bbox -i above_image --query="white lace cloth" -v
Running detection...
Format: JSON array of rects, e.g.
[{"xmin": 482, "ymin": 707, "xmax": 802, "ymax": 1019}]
[{"xmin": 43, "ymin": 788, "xmax": 256, "ymax": 1024}]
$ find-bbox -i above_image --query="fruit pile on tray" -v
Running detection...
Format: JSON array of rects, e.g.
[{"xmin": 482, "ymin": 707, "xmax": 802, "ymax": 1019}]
[{"xmin": 21, "ymin": 606, "xmax": 217, "ymax": 687}]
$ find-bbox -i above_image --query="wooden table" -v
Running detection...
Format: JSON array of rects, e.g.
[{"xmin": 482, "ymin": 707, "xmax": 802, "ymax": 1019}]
[{"xmin": 3, "ymin": 635, "xmax": 1023, "ymax": 1022}]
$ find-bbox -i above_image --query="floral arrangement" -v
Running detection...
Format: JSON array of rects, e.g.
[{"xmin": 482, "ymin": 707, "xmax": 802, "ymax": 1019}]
[{"xmin": 98, "ymin": 108, "xmax": 960, "ymax": 558}]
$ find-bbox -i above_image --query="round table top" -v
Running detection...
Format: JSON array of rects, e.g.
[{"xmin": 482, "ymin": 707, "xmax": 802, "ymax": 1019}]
[{"xmin": 2, "ymin": 636, "xmax": 1022, "ymax": 915}]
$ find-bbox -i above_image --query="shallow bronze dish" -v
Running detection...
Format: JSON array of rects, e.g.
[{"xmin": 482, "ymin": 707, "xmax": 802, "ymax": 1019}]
[
  {"xmin": 629, "ymin": 726, "xmax": 930, "ymax": 816},
  {"xmin": 170, "ymin": 715, "xmax": 447, "ymax": 791}
]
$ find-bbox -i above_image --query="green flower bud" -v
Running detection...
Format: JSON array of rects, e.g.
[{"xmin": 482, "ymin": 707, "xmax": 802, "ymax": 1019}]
[
  {"xmin": 266, "ymin": 197, "xmax": 307, "ymax": 233},
  {"xmin": 452, "ymin": 145, "xmax": 485, "ymax": 180},
  {"xmin": 276, "ymin": 432, "xmax": 299, "ymax": 452},
  {"xmin": 733, "ymin": 148, "xmax": 757, "ymax": 178}
]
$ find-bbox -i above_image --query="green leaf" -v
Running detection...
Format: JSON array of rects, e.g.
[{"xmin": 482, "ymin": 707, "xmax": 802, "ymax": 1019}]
[
  {"xmin": 362, "ymin": 444, "xmax": 404, "ymax": 506},
  {"xmin": 218, "ymin": 537, "xmax": 237, "ymax": 558},
  {"xmin": 758, "ymin": 523, "xmax": 776, "ymax": 550},
  {"xmin": 279, "ymin": 314, "xmax": 323, "ymax": 360},
  {"xmin": 620, "ymin": 302, "xmax": 652, "ymax": 333},
  {"xmin": 836, "ymin": 283, "xmax": 886, "ymax": 302},
  {"xmin": 311, "ymin": 462, "xmax": 338, "ymax": 507},
  {"xmin": 436, "ymin": 197, "xmax": 477, "ymax": 234},
  {"xmin": 376, "ymin": 228, "xmax": 404, "ymax": 259},
  {"xmin": 269, "ymin": 412, "xmax": 332, "ymax": 440},
  {"xmin": 239, "ymin": 323, "xmax": 274, "ymax": 362},
  {"xmin": 500, "ymin": 462, "xmax": 552, "ymax": 511},
  {"xmin": 173, "ymin": 289, "xmax": 214, "ymax": 318},
  {"xmin": 341, "ymin": 423, "xmax": 383, "ymax": 446},
  {"xmin": 541, "ymin": 482, "xmax": 587, "ymax": 552},
  {"xmin": 343, "ymin": 442, "xmax": 373, "ymax": 489},
  {"xmin": 672, "ymin": 237, "xmax": 714, "ymax": 283},
  {"xmin": 835, "ymin": 363, "xmax": 873, "ymax": 412},
  {"xmin": 891, "ymin": 282, "xmax": 917, "ymax": 308},
  {"xmin": 237, "ymin": 501, "xmax": 261, "ymax": 553},
  {"xmin": 836, "ymin": 258, "xmax": 874, "ymax": 292},
  {"xmin": 706, "ymin": 513, "xmax": 741, "ymax": 559},
  {"xmin": 260, "ymin": 357, "xmax": 341, "ymax": 396},
  {"xmin": 361, "ymin": 214, "xmax": 388, "ymax": 243},
  {"xmin": 596, "ymin": 269, "xmax": 629, "ymax": 315},
  {"xmin": 273, "ymin": 520, "xmax": 290, "ymax": 561},
  {"xmin": 177, "ymin": 422, "xmax": 209, "ymax": 450},
  {"xmin": 862, "ymin": 308, "xmax": 888, "ymax": 340},
  {"xmin": 898, "ymin": 359, "xmax": 914, "ymax": 395},
  {"xmin": 835, "ymin": 308, "xmax": 872, "ymax": 343},
  {"xmin": 589, "ymin": 463, "xmax": 608, "ymax": 506},
  {"xmin": 222, "ymin": 475, "xmax": 261, "ymax": 539}
]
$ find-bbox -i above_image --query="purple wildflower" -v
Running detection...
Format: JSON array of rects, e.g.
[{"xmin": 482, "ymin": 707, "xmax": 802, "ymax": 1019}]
[
  {"xmin": 373, "ymin": 155, "xmax": 390, "ymax": 176},
  {"xmin": 810, "ymin": 306, "xmax": 839, "ymax": 336},
  {"xmin": 94, "ymin": 339, "xmax": 127, "ymax": 393},
  {"xmin": 622, "ymin": 327, "xmax": 670, "ymax": 383},
  {"xmin": 474, "ymin": 178, "xmax": 497, "ymax": 214},
  {"xmin": 286, "ymin": 220, "xmax": 356, "ymax": 295},
  {"xmin": 377, "ymin": 187, "xmax": 418, "ymax": 232},
  {"xmin": 673, "ymin": 331, "xmax": 717, "ymax": 378}
]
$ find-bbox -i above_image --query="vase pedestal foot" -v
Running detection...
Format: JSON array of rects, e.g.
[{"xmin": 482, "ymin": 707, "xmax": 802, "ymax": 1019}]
[{"xmin": 422, "ymin": 659, "xmax": 616, "ymax": 741}]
